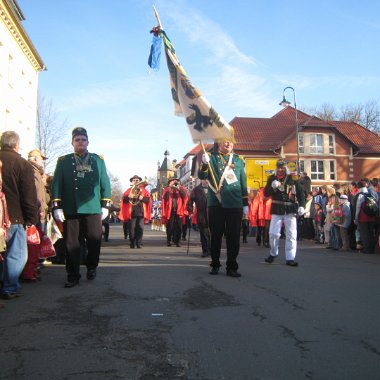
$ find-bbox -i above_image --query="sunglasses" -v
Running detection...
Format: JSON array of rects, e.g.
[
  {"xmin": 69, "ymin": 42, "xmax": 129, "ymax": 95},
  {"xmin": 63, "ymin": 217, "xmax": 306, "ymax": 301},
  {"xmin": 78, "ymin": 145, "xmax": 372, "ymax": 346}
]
[{"xmin": 74, "ymin": 138, "xmax": 88, "ymax": 142}]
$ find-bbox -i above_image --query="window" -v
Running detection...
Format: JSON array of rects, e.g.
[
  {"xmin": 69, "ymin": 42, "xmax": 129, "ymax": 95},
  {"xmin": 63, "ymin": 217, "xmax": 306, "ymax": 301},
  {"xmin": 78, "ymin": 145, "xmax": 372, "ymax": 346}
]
[
  {"xmin": 299, "ymin": 160, "xmax": 305, "ymax": 173},
  {"xmin": 328, "ymin": 135, "xmax": 334, "ymax": 154},
  {"xmin": 298, "ymin": 134, "xmax": 304, "ymax": 154},
  {"xmin": 310, "ymin": 160, "xmax": 325, "ymax": 180},
  {"xmin": 330, "ymin": 160, "xmax": 335, "ymax": 180},
  {"xmin": 310, "ymin": 134, "xmax": 324, "ymax": 154}
]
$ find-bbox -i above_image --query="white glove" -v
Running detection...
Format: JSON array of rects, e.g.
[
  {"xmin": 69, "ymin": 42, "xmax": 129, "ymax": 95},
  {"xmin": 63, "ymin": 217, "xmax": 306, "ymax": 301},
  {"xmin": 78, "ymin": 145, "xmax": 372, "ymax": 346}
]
[
  {"xmin": 101, "ymin": 208, "xmax": 109, "ymax": 220},
  {"xmin": 202, "ymin": 153, "xmax": 210, "ymax": 164},
  {"xmin": 298, "ymin": 207, "xmax": 305, "ymax": 216},
  {"xmin": 271, "ymin": 180, "xmax": 281, "ymax": 190},
  {"xmin": 243, "ymin": 206, "xmax": 249, "ymax": 215},
  {"xmin": 53, "ymin": 209, "xmax": 66, "ymax": 223}
]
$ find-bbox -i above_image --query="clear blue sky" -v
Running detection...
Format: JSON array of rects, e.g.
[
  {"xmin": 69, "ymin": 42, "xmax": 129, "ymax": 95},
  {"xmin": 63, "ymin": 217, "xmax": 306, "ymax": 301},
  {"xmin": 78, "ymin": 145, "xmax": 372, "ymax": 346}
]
[{"xmin": 18, "ymin": 0, "xmax": 380, "ymax": 189}]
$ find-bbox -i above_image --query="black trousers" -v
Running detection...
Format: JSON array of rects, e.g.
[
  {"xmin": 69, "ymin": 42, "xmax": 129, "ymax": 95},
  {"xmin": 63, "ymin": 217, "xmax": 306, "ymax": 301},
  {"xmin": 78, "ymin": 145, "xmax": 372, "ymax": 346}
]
[
  {"xmin": 166, "ymin": 211, "xmax": 182, "ymax": 244},
  {"xmin": 208, "ymin": 206, "xmax": 243, "ymax": 271},
  {"xmin": 102, "ymin": 221, "xmax": 110, "ymax": 241},
  {"xmin": 129, "ymin": 216, "xmax": 144, "ymax": 246},
  {"xmin": 64, "ymin": 214, "xmax": 102, "ymax": 281},
  {"xmin": 199, "ymin": 226, "xmax": 210, "ymax": 255},
  {"xmin": 123, "ymin": 221, "xmax": 129, "ymax": 238}
]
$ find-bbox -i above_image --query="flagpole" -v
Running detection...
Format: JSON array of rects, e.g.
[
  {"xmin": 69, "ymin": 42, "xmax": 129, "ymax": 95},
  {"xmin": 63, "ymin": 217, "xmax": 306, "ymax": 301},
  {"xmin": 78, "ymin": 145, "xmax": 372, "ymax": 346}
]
[
  {"xmin": 153, "ymin": 5, "xmax": 162, "ymax": 29},
  {"xmin": 200, "ymin": 141, "xmax": 219, "ymax": 193}
]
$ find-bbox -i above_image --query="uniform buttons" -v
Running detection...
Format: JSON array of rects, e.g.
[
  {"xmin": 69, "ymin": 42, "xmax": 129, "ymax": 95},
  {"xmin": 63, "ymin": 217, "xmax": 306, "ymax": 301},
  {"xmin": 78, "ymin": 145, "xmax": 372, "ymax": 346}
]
[{"xmin": 75, "ymin": 187, "xmax": 78, "ymax": 190}]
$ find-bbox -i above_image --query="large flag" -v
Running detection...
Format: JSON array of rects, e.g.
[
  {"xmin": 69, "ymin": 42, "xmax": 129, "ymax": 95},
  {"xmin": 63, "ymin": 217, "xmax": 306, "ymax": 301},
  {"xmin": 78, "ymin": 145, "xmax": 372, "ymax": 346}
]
[{"xmin": 148, "ymin": 11, "xmax": 235, "ymax": 144}]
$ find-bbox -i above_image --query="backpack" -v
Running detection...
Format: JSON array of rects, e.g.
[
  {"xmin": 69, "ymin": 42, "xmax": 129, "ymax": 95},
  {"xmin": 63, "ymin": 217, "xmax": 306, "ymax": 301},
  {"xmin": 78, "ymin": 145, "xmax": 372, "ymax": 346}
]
[{"xmin": 362, "ymin": 193, "xmax": 379, "ymax": 217}]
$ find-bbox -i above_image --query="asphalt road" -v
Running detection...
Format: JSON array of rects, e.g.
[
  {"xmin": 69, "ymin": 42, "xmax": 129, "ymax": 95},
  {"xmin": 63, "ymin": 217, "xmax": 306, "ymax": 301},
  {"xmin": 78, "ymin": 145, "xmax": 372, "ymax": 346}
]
[{"xmin": 0, "ymin": 224, "xmax": 379, "ymax": 380}]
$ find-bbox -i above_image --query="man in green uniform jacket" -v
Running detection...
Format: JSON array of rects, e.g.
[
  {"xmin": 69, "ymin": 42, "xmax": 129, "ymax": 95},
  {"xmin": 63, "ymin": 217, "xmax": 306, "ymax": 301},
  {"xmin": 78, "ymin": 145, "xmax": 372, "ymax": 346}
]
[
  {"xmin": 51, "ymin": 127, "xmax": 111, "ymax": 288},
  {"xmin": 198, "ymin": 140, "xmax": 248, "ymax": 277}
]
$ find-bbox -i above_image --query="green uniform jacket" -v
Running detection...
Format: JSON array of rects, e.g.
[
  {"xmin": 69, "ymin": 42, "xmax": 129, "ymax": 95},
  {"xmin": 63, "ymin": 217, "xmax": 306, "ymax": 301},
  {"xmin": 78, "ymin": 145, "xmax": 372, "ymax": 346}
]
[
  {"xmin": 51, "ymin": 153, "xmax": 111, "ymax": 215},
  {"xmin": 198, "ymin": 152, "xmax": 248, "ymax": 208}
]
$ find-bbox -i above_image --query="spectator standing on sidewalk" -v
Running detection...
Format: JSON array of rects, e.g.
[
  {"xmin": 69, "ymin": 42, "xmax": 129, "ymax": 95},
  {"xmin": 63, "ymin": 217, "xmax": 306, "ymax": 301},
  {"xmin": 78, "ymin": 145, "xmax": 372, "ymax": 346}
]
[{"xmin": 0, "ymin": 131, "xmax": 38, "ymax": 299}]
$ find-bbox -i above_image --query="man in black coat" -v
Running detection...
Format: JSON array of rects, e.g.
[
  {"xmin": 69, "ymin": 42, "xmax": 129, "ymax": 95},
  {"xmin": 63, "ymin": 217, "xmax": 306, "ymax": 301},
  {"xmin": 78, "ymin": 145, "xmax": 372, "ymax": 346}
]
[
  {"xmin": 188, "ymin": 179, "xmax": 210, "ymax": 257},
  {"xmin": 0, "ymin": 131, "xmax": 38, "ymax": 299},
  {"xmin": 264, "ymin": 159, "xmax": 305, "ymax": 267}
]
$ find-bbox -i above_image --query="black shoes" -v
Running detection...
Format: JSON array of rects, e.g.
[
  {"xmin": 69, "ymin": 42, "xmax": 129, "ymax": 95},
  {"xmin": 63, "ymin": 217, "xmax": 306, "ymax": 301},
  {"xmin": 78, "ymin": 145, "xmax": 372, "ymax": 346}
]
[
  {"xmin": 176, "ymin": 243, "xmax": 181, "ymax": 247},
  {"xmin": 265, "ymin": 255, "xmax": 275, "ymax": 263},
  {"xmin": 209, "ymin": 267, "xmax": 219, "ymax": 275},
  {"xmin": 201, "ymin": 253, "xmax": 209, "ymax": 257},
  {"xmin": 167, "ymin": 241, "xmax": 172, "ymax": 247},
  {"xmin": 87, "ymin": 269, "xmax": 97, "ymax": 280},
  {"xmin": 64, "ymin": 279, "xmax": 79, "ymax": 288},
  {"xmin": 226, "ymin": 269, "xmax": 241, "ymax": 278},
  {"xmin": 286, "ymin": 260, "xmax": 299, "ymax": 267}
]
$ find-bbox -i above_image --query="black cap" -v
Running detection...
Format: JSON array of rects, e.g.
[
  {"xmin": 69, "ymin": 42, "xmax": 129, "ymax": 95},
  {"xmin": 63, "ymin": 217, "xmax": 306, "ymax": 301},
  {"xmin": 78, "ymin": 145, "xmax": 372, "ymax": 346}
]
[
  {"xmin": 130, "ymin": 175, "xmax": 142, "ymax": 182},
  {"xmin": 72, "ymin": 127, "xmax": 88, "ymax": 139},
  {"xmin": 168, "ymin": 176, "xmax": 179, "ymax": 185},
  {"xmin": 276, "ymin": 159, "xmax": 287, "ymax": 168}
]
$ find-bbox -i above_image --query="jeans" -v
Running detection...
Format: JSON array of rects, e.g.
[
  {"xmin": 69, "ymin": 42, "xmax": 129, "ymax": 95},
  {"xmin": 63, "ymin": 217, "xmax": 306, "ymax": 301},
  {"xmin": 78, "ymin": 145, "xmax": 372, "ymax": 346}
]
[{"xmin": 0, "ymin": 224, "xmax": 27, "ymax": 294}]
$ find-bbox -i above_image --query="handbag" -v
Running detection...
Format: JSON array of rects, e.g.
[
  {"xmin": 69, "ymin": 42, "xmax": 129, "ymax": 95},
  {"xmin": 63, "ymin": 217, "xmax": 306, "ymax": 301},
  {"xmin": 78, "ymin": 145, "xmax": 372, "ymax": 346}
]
[
  {"xmin": 26, "ymin": 225, "xmax": 41, "ymax": 245},
  {"xmin": 39, "ymin": 234, "xmax": 56, "ymax": 258},
  {"xmin": 46, "ymin": 214, "xmax": 63, "ymax": 245}
]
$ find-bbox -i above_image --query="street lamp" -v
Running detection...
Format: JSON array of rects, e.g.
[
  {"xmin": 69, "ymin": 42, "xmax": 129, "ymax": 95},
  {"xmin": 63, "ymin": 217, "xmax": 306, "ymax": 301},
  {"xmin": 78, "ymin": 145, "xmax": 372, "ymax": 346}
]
[{"xmin": 279, "ymin": 86, "xmax": 300, "ymax": 177}]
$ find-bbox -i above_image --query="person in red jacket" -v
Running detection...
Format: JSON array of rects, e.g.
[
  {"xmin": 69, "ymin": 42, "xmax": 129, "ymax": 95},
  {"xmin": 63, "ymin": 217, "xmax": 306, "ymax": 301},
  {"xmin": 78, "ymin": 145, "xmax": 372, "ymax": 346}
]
[
  {"xmin": 162, "ymin": 177, "xmax": 189, "ymax": 247},
  {"xmin": 251, "ymin": 188, "xmax": 266, "ymax": 246},
  {"xmin": 119, "ymin": 175, "xmax": 151, "ymax": 248}
]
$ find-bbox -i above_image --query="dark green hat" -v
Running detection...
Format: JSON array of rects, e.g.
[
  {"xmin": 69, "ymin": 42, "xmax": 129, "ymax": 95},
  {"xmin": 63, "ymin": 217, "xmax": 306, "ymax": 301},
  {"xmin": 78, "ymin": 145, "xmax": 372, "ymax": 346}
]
[{"xmin": 72, "ymin": 127, "xmax": 88, "ymax": 139}]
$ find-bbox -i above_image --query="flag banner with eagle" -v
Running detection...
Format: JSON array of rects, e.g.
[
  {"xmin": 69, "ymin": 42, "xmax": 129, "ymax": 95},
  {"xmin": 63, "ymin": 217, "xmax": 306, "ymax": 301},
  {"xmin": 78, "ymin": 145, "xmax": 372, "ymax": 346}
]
[{"xmin": 149, "ymin": 12, "xmax": 235, "ymax": 144}]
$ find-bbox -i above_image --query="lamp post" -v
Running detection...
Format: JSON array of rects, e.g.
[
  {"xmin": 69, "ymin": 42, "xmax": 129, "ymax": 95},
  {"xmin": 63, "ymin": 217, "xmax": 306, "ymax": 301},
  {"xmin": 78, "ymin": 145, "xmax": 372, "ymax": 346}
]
[{"xmin": 279, "ymin": 86, "xmax": 300, "ymax": 177}]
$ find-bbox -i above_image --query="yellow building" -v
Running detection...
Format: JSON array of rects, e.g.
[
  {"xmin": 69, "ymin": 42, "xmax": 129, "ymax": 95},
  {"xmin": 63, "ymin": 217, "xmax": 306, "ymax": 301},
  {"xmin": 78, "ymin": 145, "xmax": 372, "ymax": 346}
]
[{"xmin": 0, "ymin": 0, "xmax": 45, "ymax": 153}]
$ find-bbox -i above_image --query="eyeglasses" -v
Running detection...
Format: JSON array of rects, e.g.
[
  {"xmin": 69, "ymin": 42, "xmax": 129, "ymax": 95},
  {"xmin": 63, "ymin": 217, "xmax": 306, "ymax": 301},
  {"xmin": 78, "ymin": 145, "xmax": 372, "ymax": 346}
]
[{"xmin": 74, "ymin": 138, "xmax": 87, "ymax": 142}]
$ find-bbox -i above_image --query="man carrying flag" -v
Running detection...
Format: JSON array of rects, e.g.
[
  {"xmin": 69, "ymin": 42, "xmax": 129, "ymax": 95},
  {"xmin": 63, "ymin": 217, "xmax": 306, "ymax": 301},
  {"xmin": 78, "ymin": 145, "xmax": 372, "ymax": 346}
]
[
  {"xmin": 149, "ymin": 9, "xmax": 248, "ymax": 276},
  {"xmin": 198, "ymin": 140, "xmax": 248, "ymax": 277}
]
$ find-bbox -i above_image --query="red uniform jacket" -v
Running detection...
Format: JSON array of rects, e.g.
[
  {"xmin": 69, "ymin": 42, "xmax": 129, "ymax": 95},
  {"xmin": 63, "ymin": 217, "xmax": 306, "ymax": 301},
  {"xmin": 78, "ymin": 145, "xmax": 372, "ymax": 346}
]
[
  {"xmin": 161, "ymin": 186, "xmax": 189, "ymax": 225},
  {"xmin": 118, "ymin": 186, "xmax": 152, "ymax": 223}
]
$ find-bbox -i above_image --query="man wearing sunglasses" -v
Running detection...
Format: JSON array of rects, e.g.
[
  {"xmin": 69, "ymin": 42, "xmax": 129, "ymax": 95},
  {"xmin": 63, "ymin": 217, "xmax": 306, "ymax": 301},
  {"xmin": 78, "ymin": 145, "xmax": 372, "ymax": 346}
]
[{"xmin": 51, "ymin": 127, "xmax": 111, "ymax": 288}]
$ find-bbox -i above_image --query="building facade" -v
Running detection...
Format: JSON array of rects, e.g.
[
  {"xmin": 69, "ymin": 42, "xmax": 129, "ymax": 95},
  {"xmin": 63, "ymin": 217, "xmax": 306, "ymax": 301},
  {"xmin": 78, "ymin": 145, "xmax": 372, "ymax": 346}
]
[
  {"xmin": 0, "ymin": 0, "xmax": 45, "ymax": 153},
  {"xmin": 186, "ymin": 107, "xmax": 380, "ymax": 189}
]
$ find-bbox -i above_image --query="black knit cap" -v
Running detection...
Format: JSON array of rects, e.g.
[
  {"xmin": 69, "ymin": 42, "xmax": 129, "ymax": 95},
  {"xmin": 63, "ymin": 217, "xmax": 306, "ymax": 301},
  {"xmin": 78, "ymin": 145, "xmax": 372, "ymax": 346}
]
[
  {"xmin": 276, "ymin": 159, "xmax": 287, "ymax": 168},
  {"xmin": 72, "ymin": 127, "xmax": 88, "ymax": 139}
]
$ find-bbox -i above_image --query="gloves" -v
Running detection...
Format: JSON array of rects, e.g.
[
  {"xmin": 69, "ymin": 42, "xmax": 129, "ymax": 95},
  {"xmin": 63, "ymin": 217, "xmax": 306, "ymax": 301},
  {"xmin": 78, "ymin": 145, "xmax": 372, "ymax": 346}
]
[
  {"xmin": 53, "ymin": 209, "xmax": 65, "ymax": 223},
  {"xmin": 101, "ymin": 207, "xmax": 109, "ymax": 220},
  {"xmin": 298, "ymin": 207, "xmax": 305, "ymax": 216},
  {"xmin": 202, "ymin": 153, "xmax": 210, "ymax": 164},
  {"xmin": 271, "ymin": 180, "xmax": 281, "ymax": 190},
  {"xmin": 243, "ymin": 206, "xmax": 249, "ymax": 215}
]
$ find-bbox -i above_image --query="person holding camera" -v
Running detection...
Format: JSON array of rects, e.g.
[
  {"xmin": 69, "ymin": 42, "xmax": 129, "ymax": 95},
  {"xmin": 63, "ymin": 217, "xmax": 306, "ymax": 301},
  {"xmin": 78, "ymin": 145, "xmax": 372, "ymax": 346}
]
[
  {"xmin": 161, "ymin": 177, "xmax": 189, "ymax": 247},
  {"xmin": 264, "ymin": 159, "xmax": 305, "ymax": 267}
]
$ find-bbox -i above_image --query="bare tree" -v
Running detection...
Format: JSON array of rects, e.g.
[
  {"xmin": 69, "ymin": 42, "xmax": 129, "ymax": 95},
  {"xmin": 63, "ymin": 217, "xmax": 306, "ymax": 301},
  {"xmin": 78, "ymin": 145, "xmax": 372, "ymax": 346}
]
[
  {"xmin": 108, "ymin": 171, "xmax": 123, "ymax": 208},
  {"xmin": 36, "ymin": 94, "xmax": 70, "ymax": 174},
  {"xmin": 305, "ymin": 102, "xmax": 338, "ymax": 121},
  {"xmin": 303, "ymin": 100, "xmax": 380, "ymax": 134}
]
